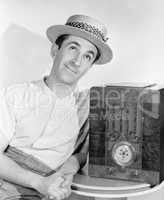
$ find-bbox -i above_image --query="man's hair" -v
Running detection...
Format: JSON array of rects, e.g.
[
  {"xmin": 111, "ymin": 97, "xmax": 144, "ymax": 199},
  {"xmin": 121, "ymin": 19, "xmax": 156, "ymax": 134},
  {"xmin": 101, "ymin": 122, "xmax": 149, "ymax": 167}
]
[
  {"xmin": 55, "ymin": 34, "xmax": 69, "ymax": 49},
  {"xmin": 55, "ymin": 34, "xmax": 100, "ymax": 63}
]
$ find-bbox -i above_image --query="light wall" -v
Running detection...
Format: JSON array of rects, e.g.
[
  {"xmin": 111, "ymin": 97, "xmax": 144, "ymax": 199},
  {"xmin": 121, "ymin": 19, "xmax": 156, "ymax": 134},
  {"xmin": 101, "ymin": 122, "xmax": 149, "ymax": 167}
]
[
  {"xmin": 0, "ymin": 0, "xmax": 164, "ymax": 88},
  {"xmin": 0, "ymin": 0, "xmax": 164, "ymax": 199}
]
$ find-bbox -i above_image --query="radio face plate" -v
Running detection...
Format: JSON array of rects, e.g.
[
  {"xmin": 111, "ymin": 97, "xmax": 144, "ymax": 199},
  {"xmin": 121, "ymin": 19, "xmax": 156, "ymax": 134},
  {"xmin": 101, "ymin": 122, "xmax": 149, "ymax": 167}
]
[{"xmin": 88, "ymin": 86, "xmax": 164, "ymax": 186}]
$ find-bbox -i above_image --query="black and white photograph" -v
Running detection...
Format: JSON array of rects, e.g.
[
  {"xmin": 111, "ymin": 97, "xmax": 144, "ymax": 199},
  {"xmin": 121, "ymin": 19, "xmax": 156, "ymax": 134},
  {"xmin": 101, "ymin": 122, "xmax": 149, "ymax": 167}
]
[{"xmin": 0, "ymin": 0, "xmax": 164, "ymax": 200}]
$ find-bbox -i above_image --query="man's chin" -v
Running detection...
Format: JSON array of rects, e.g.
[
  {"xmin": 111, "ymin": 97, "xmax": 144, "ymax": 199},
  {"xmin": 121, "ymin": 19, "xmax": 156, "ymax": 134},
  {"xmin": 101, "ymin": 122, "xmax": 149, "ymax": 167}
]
[{"xmin": 59, "ymin": 76, "xmax": 78, "ymax": 86}]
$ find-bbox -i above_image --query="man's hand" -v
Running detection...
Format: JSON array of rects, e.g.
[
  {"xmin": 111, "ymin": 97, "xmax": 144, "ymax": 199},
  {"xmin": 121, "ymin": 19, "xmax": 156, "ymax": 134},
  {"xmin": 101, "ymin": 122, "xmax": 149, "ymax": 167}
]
[
  {"xmin": 33, "ymin": 156, "xmax": 80, "ymax": 199},
  {"xmin": 47, "ymin": 176, "xmax": 72, "ymax": 200},
  {"xmin": 57, "ymin": 155, "xmax": 80, "ymax": 189},
  {"xmin": 61, "ymin": 174, "xmax": 74, "ymax": 188},
  {"xmin": 48, "ymin": 155, "xmax": 80, "ymax": 199},
  {"xmin": 33, "ymin": 171, "xmax": 71, "ymax": 200}
]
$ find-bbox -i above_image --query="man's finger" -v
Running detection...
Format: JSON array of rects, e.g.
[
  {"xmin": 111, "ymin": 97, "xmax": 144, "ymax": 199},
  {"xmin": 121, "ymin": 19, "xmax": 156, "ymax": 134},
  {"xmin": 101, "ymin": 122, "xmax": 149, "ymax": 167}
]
[
  {"xmin": 61, "ymin": 174, "xmax": 73, "ymax": 187},
  {"xmin": 49, "ymin": 188, "xmax": 68, "ymax": 200},
  {"xmin": 49, "ymin": 176, "xmax": 64, "ymax": 191}
]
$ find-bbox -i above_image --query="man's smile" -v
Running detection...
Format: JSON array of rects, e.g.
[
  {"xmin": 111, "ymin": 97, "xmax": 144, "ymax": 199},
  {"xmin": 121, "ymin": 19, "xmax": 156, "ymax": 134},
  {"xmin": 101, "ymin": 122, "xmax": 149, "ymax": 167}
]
[{"xmin": 64, "ymin": 64, "xmax": 78, "ymax": 74}]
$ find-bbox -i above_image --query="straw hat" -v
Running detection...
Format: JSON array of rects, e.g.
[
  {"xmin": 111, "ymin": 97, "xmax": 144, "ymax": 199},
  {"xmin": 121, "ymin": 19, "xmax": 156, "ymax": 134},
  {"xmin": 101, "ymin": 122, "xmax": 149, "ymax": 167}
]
[{"xmin": 46, "ymin": 14, "xmax": 113, "ymax": 64}]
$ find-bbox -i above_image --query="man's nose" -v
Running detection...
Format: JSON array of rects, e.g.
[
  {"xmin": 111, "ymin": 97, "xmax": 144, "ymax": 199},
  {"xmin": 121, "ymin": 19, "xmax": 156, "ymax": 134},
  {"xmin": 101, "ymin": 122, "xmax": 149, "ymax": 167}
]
[{"xmin": 72, "ymin": 53, "xmax": 82, "ymax": 67}]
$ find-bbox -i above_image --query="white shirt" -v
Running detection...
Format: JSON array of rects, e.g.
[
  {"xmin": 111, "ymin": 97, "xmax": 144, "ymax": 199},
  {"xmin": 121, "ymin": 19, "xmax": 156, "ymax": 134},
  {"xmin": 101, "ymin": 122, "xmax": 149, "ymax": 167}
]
[{"xmin": 0, "ymin": 79, "xmax": 79, "ymax": 169}]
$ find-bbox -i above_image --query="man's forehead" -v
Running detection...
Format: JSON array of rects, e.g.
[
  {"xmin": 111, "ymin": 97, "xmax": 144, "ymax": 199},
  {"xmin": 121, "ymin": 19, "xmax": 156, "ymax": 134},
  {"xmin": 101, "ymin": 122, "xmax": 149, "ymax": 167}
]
[{"xmin": 63, "ymin": 35, "xmax": 98, "ymax": 52}]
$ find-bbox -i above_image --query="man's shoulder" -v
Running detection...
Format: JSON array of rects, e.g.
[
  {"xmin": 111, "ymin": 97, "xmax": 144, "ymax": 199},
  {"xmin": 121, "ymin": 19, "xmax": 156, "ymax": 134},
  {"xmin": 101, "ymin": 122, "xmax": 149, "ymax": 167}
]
[
  {"xmin": 75, "ymin": 87, "xmax": 90, "ymax": 111},
  {"xmin": 74, "ymin": 86, "xmax": 90, "ymax": 101},
  {"xmin": 2, "ymin": 79, "xmax": 45, "ymax": 94},
  {"xmin": 0, "ymin": 82, "xmax": 29, "ymax": 98},
  {"xmin": 1, "ymin": 82, "xmax": 32, "ymax": 96},
  {"xmin": 0, "ymin": 79, "xmax": 45, "ymax": 107},
  {"xmin": 74, "ymin": 87, "xmax": 90, "ymax": 129}
]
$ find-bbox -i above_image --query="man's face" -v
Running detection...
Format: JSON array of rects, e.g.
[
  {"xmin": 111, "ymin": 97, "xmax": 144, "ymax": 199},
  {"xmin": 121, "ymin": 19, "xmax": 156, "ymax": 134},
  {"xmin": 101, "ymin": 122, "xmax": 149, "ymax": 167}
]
[{"xmin": 51, "ymin": 35, "xmax": 98, "ymax": 86}]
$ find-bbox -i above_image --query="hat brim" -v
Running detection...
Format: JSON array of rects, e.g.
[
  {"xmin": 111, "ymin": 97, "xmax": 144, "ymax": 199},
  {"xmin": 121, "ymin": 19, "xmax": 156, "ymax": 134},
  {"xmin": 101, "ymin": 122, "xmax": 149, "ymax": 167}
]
[{"xmin": 46, "ymin": 25, "xmax": 113, "ymax": 65}]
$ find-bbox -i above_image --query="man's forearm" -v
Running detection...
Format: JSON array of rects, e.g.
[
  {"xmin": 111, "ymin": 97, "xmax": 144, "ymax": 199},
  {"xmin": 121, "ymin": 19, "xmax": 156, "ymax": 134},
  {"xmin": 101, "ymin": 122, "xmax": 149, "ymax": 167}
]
[
  {"xmin": 0, "ymin": 153, "xmax": 42, "ymax": 189},
  {"xmin": 58, "ymin": 155, "xmax": 80, "ymax": 175}
]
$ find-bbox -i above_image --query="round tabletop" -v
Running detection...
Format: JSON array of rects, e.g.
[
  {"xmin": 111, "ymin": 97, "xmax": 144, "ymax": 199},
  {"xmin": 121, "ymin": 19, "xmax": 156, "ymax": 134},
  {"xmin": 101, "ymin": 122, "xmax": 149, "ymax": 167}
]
[{"xmin": 71, "ymin": 174, "xmax": 163, "ymax": 199}]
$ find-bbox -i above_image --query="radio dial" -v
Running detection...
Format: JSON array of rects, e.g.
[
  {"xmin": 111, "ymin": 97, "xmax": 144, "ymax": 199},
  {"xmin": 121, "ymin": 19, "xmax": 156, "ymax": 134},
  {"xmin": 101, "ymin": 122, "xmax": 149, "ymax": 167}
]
[{"xmin": 112, "ymin": 141, "xmax": 136, "ymax": 167}]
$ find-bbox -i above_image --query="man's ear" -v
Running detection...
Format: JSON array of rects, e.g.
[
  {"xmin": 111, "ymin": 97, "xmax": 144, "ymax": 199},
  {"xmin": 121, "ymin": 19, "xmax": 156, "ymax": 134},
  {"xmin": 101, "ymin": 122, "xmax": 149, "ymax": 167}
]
[{"xmin": 50, "ymin": 43, "xmax": 59, "ymax": 59}]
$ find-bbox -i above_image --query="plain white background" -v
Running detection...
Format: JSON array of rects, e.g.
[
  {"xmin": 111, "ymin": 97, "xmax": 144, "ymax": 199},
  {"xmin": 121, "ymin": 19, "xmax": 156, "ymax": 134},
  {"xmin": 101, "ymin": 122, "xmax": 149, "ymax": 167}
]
[{"xmin": 0, "ymin": 0, "xmax": 164, "ymax": 199}]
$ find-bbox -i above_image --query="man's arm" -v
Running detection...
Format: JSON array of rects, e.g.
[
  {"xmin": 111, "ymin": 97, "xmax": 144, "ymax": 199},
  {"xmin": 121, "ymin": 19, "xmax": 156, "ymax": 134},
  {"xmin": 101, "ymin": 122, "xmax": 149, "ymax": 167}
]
[
  {"xmin": 59, "ymin": 126, "xmax": 89, "ymax": 175},
  {"xmin": 0, "ymin": 88, "xmax": 42, "ymax": 190},
  {"xmin": 0, "ymin": 135, "xmax": 69, "ymax": 199},
  {"xmin": 56, "ymin": 119, "xmax": 89, "ymax": 193},
  {"xmin": 0, "ymin": 148, "xmax": 71, "ymax": 199},
  {"xmin": 73, "ymin": 119, "xmax": 89, "ymax": 170},
  {"xmin": 73, "ymin": 89, "xmax": 90, "ymax": 170},
  {"xmin": 0, "ymin": 149, "xmax": 42, "ymax": 188},
  {"xmin": 57, "ymin": 89, "xmax": 90, "ymax": 188}
]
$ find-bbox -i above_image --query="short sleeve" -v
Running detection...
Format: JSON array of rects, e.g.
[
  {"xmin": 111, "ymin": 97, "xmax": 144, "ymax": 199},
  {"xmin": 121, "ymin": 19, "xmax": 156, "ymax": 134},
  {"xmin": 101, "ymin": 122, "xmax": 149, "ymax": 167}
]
[
  {"xmin": 76, "ymin": 89, "xmax": 90, "ymax": 129},
  {"xmin": 0, "ymin": 88, "xmax": 16, "ymax": 151}
]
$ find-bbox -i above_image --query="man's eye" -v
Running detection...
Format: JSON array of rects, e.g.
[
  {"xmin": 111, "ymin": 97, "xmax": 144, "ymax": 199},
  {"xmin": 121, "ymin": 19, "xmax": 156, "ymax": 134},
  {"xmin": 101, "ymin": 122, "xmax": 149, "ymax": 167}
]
[
  {"xmin": 85, "ymin": 54, "xmax": 92, "ymax": 61},
  {"xmin": 69, "ymin": 46, "xmax": 77, "ymax": 50}
]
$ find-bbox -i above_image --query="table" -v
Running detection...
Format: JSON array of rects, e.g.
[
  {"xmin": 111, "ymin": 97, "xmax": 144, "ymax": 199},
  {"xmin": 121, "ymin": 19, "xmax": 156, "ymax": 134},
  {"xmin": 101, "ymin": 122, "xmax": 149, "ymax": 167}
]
[{"xmin": 71, "ymin": 173, "xmax": 164, "ymax": 200}]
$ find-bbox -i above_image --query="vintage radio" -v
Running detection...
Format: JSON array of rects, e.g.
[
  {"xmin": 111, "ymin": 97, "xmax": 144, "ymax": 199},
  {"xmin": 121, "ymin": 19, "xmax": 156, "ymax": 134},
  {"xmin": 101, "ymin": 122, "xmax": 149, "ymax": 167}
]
[{"xmin": 88, "ymin": 84, "xmax": 164, "ymax": 186}]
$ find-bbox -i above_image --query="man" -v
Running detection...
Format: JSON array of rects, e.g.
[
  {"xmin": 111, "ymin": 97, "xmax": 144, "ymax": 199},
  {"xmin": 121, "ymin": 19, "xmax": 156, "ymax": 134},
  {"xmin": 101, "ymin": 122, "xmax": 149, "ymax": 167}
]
[{"xmin": 0, "ymin": 15, "xmax": 113, "ymax": 200}]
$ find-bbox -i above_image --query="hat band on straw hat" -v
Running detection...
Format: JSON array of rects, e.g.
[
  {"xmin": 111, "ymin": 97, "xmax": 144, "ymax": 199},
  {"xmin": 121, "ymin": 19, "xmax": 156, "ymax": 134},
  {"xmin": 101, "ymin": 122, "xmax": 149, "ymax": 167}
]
[{"xmin": 66, "ymin": 21, "xmax": 108, "ymax": 43}]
